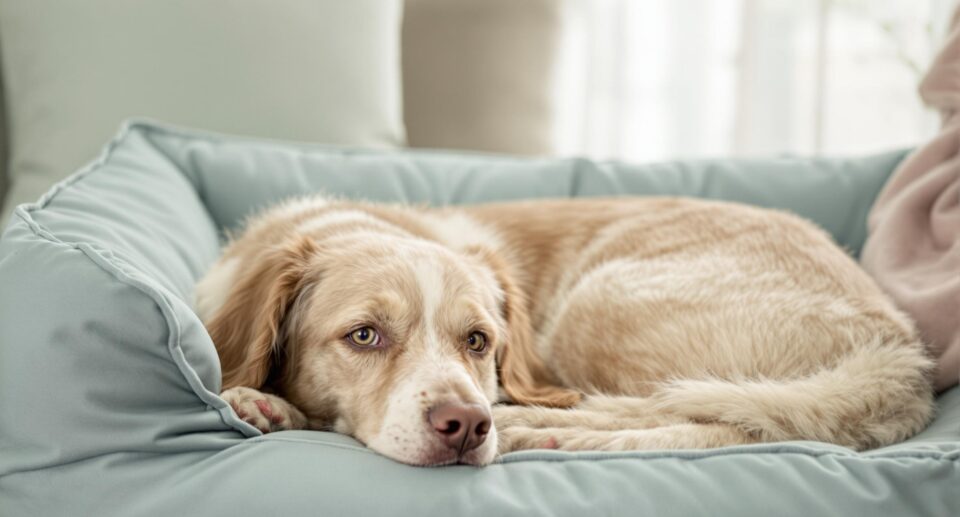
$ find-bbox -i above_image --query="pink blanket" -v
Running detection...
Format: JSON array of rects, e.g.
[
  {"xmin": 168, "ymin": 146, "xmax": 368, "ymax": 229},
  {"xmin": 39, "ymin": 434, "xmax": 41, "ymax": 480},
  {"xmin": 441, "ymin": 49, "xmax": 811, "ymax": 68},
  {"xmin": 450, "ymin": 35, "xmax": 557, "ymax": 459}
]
[{"xmin": 861, "ymin": 17, "xmax": 960, "ymax": 393}]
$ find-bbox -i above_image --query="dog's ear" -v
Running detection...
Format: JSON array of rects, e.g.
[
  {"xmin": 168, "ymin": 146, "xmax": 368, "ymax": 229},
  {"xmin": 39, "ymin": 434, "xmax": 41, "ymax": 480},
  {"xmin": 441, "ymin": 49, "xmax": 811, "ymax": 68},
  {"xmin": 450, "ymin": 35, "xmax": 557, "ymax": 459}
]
[
  {"xmin": 206, "ymin": 236, "xmax": 319, "ymax": 391},
  {"xmin": 467, "ymin": 247, "xmax": 581, "ymax": 408}
]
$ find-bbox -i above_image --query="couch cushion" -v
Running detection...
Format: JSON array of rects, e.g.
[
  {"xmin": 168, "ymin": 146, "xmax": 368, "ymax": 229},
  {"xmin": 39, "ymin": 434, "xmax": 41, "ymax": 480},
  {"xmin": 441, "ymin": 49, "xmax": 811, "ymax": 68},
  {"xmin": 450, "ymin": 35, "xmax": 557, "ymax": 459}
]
[
  {"xmin": 0, "ymin": 0, "xmax": 405, "ymax": 224},
  {"xmin": 1, "ymin": 121, "xmax": 956, "ymax": 517}
]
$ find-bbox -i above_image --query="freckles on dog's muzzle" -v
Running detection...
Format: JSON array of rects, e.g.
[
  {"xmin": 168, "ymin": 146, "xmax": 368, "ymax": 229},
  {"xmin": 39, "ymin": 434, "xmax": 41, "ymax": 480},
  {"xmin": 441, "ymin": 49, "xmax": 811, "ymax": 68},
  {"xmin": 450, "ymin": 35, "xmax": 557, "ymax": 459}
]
[{"xmin": 427, "ymin": 402, "xmax": 492, "ymax": 457}]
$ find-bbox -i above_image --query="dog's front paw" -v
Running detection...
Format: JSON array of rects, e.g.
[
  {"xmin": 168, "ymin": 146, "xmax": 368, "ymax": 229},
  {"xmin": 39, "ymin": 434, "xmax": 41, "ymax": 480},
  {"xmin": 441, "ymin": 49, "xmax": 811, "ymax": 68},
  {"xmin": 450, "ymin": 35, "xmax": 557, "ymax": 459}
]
[
  {"xmin": 221, "ymin": 386, "xmax": 307, "ymax": 433},
  {"xmin": 495, "ymin": 425, "xmax": 561, "ymax": 454}
]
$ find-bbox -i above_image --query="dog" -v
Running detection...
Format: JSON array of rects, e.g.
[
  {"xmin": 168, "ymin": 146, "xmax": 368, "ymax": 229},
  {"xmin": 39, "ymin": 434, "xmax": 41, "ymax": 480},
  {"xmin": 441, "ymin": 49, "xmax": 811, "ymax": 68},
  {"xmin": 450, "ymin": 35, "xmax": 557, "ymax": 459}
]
[{"xmin": 195, "ymin": 195, "xmax": 935, "ymax": 466}]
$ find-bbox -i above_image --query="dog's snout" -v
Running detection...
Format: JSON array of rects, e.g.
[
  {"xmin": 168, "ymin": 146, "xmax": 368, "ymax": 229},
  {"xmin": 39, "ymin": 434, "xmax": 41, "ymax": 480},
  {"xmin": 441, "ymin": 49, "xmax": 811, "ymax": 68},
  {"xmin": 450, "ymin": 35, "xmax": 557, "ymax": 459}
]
[{"xmin": 428, "ymin": 403, "xmax": 491, "ymax": 454}]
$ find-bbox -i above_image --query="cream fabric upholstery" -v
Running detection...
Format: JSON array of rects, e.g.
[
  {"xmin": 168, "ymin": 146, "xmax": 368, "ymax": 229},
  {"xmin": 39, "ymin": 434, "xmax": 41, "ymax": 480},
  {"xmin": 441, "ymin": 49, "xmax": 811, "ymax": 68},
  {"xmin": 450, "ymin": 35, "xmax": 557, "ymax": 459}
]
[
  {"xmin": 0, "ymin": 0, "xmax": 566, "ymax": 219},
  {"xmin": 402, "ymin": 0, "xmax": 566, "ymax": 156},
  {"xmin": 0, "ymin": 0, "xmax": 405, "ymax": 222}
]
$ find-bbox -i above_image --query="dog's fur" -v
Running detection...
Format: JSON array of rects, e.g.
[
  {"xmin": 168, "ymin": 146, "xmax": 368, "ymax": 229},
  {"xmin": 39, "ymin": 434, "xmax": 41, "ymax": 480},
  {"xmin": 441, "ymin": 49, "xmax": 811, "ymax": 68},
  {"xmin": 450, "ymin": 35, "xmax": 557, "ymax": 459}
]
[{"xmin": 196, "ymin": 196, "xmax": 935, "ymax": 466}]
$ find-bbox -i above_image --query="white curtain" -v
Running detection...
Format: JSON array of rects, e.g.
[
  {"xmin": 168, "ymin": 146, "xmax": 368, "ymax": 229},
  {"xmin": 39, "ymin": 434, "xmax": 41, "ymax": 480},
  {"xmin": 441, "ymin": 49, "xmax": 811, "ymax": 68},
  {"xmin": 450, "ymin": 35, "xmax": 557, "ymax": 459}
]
[{"xmin": 557, "ymin": 0, "xmax": 955, "ymax": 161}]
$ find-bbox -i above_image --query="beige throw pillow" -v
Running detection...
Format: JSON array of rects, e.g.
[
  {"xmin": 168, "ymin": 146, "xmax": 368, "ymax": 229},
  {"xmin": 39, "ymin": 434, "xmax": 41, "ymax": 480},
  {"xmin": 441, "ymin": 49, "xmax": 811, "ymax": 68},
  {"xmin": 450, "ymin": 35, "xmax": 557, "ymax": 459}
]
[{"xmin": 402, "ymin": 0, "xmax": 567, "ymax": 156}]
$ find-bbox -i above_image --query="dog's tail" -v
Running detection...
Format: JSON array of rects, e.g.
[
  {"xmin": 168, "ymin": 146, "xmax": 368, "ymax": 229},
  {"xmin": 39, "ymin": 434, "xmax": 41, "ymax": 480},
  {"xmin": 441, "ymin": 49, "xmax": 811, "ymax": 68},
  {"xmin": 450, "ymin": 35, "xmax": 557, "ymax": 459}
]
[{"xmin": 654, "ymin": 337, "xmax": 935, "ymax": 450}]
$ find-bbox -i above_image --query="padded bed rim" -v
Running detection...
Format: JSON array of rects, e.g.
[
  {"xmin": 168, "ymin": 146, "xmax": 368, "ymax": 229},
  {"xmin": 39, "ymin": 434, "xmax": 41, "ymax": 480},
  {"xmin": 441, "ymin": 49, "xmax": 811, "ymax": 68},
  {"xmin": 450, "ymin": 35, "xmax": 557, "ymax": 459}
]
[{"xmin": 10, "ymin": 118, "xmax": 959, "ymax": 466}]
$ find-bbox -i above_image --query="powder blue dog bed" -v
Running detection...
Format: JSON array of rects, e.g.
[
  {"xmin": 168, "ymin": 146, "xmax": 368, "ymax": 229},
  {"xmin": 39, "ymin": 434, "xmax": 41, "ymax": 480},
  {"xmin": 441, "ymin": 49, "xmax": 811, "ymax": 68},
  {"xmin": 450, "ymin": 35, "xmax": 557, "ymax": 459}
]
[{"xmin": 1, "ymin": 121, "xmax": 958, "ymax": 517}]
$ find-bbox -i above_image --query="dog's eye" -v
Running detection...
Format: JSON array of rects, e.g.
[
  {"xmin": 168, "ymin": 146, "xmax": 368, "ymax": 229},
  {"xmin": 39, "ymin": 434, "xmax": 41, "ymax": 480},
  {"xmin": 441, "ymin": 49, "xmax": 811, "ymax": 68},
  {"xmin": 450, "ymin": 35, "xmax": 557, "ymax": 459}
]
[
  {"xmin": 466, "ymin": 332, "xmax": 487, "ymax": 353},
  {"xmin": 348, "ymin": 327, "xmax": 380, "ymax": 347}
]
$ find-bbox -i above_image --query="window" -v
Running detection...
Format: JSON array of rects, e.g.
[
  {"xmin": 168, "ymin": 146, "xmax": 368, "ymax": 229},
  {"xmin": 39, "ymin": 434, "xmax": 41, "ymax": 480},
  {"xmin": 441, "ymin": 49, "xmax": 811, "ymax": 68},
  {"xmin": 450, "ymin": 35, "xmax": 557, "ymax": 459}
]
[{"xmin": 558, "ymin": 0, "xmax": 953, "ymax": 161}]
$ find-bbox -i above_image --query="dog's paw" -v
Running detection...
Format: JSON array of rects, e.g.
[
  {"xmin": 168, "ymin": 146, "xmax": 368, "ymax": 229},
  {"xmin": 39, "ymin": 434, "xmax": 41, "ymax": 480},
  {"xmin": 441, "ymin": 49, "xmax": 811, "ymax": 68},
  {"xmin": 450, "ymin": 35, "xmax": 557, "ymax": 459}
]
[
  {"xmin": 493, "ymin": 404, "xmax": 601, "ymax": 429},
  {"xmin": 500, "ymin": 424, "xmax": 756, "ymax": 453},
  {"xmin": 497, "ymin": 426, "xmax": 637, "ymax": 453},
  {"xmin": 221, "ymin": 386, "xmax": 307, "ymax": 433},
  {"xmin": 495, "ymin": 425, "xmax": 561, "ymax": 454}
]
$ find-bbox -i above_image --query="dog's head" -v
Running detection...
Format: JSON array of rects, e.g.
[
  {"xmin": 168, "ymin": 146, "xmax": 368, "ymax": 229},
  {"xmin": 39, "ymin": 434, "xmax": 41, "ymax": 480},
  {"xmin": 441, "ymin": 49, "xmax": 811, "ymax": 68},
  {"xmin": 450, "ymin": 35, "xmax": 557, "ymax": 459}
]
[{"xmin": 206, "ymin": 229, "xmax": 578, "ymax": 466}]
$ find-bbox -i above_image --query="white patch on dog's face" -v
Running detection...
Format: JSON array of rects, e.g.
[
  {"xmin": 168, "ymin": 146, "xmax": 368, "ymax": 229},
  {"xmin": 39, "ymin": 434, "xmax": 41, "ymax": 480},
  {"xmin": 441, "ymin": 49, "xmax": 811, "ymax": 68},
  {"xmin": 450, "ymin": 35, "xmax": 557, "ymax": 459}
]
[
  {"xmin": 284, "ymin": 238, "xmax": 502, "ymax": 466},
  {"xmin": 413, "ymin": 261, "xmax": 443, "ymax": 330}
]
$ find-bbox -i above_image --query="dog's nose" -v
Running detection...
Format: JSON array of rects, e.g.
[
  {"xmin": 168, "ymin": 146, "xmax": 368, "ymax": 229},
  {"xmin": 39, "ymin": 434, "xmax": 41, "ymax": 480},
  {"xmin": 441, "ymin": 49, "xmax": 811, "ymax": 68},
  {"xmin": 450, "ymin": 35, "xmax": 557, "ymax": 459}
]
[{"xmin": 428, "ymin": 403, "xmax": 491, "ymax": 454}]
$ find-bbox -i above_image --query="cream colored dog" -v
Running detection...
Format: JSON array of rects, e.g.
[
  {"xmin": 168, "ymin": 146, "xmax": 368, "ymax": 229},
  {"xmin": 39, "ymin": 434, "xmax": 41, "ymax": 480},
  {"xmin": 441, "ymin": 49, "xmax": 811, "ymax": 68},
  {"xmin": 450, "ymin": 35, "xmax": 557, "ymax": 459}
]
[{"xmin": 195, "ymin": 196, "xmax": 934, "ymax": 466}]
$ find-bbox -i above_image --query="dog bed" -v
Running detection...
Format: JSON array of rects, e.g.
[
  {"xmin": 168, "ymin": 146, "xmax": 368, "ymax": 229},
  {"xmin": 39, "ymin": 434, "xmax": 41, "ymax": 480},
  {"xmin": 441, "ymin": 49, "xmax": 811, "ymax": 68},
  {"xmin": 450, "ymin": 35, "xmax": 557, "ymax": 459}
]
[{"xmin": 1, "ymin": 121, "xmax": 957, "ymax": 517}]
